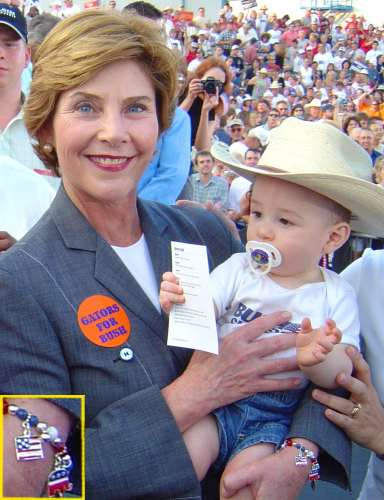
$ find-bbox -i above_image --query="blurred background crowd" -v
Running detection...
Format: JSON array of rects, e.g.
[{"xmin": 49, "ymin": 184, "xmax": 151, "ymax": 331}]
[{"xmin": 2, "ymin": 0, "xmax": 384, "ymax": 268}]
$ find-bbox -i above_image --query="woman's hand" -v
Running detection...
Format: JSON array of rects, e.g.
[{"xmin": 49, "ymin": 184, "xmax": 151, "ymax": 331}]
[
  {"xmin": 312, "ymin": 347, "xmax": 384, "ymax": 456},
  {"xmin": 180, "ymin": 78, "xmax": 203, "ymax": 112},
  {"xmin": 162, "ymin": 311, "xmax": 301, "ymax": 433},
  {"xmin": 187, "ymin": 78, "xmax": 203, "ymax": 101},
  {"xmin": 201, "ymin": 87, "xmax": 220, "ymax": 113}
]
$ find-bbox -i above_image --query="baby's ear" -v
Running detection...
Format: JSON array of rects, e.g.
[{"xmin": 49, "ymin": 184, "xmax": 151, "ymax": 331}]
[{"xmin": 323, "ymin": 222, "xmax": 351, "ymax": 255}]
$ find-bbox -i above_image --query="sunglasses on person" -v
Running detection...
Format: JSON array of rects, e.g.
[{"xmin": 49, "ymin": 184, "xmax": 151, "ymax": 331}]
[{"xmin": 230, "ymin": 127, "xmax": 243, "ymax": 132}]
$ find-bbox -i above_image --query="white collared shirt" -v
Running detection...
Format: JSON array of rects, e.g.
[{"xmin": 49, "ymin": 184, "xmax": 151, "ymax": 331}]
[
  {"xmin": 0, "ymin": 155, "xmax": 56, "ymax": 239},
  {"xmin": 0, "ymin": 110, "xmax": 60, "ymax": 191}
]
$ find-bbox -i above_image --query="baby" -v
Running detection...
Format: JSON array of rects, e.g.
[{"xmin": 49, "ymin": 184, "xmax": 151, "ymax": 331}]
[{"xmin": 160, "ymin": 119, "xmax": 383, "ymax": 499}]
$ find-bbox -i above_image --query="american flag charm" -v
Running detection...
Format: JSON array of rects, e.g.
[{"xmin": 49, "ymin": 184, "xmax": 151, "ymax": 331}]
[
  {"xmin": 15, "ymin": 435, "xmax": 44, "ymax": 461},
  {"xmin": 295, "ymin": 455, "xmax": 308, "ymax": 466}
]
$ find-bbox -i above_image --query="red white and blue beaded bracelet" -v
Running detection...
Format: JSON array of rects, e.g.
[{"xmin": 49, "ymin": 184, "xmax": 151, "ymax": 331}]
[
  {"xmin": 280, "ymin": 438, "xmax": 320, "ymax": 489},
  {"xmin": 3, "ymin": 399, "xmax": 73, "ymax": 498}
]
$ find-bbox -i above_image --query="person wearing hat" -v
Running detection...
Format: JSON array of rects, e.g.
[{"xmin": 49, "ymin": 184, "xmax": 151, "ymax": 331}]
[
  {"xmin": 331, "ymin": 25, "xmax": 346, "ymax": 45},
  {"xmin": 0, "ymin": 4, "xmax": 56, "ymax": 196},
  {"xmin": 227, "ymin": 118, "xmax": 245, "ymax": 144},
  {"xmin": 245, "ymin": 63, "xmax": 268, "ymax": 99},
  {"xmin": 269, "ymin": 80, "xmax": 286, "ymax": 108},
  {"xmin": 255, "ymin": 5, "xmax": 270, "ymax": 36},
  {"xmin": 248, "ymin": 107, "xmax": 280, "ymax": 145},
  {"xmin": 321, "ymin": 103, "xmax": 335, "ymax": 121},
  {"xmin": 304, "ymin": 98, "xmax": 322, "ymax": 121},
  {"xmin": 160, "ymin": 118, "xmax": 384, "ymax": 498},
  {"xmin": 258, "ymin": 31, "xmax": 271, "ymax": 53}
]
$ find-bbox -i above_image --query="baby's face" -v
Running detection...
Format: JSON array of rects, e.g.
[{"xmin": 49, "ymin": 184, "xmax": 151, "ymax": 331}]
[{"xmin": 247, "ymin": 176, "xmax": 337, "ymax": 281}]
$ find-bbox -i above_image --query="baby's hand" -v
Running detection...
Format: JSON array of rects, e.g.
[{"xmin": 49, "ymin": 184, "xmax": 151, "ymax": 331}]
[
  {"xmin": 296, "ymin": 318, "xmax": 342, "ymax": 367},
  {"xmin": 159, "ymin": 272, "xmax": 185, "ymax": 314}
]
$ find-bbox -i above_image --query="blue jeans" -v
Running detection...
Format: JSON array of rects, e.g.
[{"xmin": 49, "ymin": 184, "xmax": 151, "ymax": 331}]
[{"xmin": 213, "ymin": 389, "xmax": 305, "ymax": 469}]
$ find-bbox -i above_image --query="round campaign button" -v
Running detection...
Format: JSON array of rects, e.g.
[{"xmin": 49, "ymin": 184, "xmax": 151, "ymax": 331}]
[
  {"xmin": 119, "ymin": 347, "xmax": 134, "ymax": 361},
  {"xmin": 77, "ymin": 295, "xmax": 131, "ymax": 348}
]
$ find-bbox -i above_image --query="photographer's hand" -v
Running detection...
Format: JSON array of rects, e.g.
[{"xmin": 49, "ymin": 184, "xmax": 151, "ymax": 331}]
[
  {"xmin": 180, "ymin": 78, "xmax": 203, "ymax": 111},
  {"xmin": 201, "ymin": 87, "xmax": 220, "ymax": 112}
]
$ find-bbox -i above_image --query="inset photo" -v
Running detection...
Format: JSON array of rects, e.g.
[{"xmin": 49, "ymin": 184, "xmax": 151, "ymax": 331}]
[{"xmin": 1, "ymin": 395, "xmax": 84, "ymax": 499}]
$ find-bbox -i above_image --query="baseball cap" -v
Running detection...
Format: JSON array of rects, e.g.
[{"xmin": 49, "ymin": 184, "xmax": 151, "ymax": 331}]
[
  {"xmin": 227, "ymin": 118, "xmax": 244, "ymax": 128},
  {"xmin": 322, "ymin": 103, "xmax": 334, "ymax": 111},
  {"xmin": 0, "ymin": 4, "xmax": 27, "ymax": 43}
]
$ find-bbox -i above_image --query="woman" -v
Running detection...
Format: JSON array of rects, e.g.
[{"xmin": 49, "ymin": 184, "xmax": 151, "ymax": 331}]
[
  {"xmin": 0, "ymin": 10, "xmax": 353, "ymax": 499},
  {"xmin": 313, "ymin": 249, "xmax": 384, "ymax": 499},
  {"xmin": 180, "ymin": 56, "xmax": 232, "ymax": 151},
  {"xmin": 342, "ymin": 115, "xmax": 361, "ymax": 135}
]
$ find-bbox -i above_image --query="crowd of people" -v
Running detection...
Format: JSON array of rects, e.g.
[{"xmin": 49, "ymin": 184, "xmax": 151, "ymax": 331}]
[{"xmin": 0, "ymin": 1, "xmax": 384, "ymax": 499}]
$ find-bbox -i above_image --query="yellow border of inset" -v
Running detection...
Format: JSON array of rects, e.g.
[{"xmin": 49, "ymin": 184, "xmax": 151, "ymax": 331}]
[{"xmin": 1, "ymin": 395, "xmax": 85, "ymax": 500}]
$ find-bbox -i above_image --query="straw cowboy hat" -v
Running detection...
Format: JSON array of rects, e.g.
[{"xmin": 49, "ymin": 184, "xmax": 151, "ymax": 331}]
[
  {"xmin": 304, "ymin": 98, "xmax": 322, "ymax": 109},
  {"xmin": 270, "ymin": 81, "xmax": 282, "ymax": 89},
  {"xmin": 211, "ymin": 118, "xmax": 384, "ymax": 237}
]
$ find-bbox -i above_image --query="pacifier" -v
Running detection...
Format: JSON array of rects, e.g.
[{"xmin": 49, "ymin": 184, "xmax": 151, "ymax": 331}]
[{"xmin": 246, "ymin": 241, "xmax": 282, "ymax": 276}]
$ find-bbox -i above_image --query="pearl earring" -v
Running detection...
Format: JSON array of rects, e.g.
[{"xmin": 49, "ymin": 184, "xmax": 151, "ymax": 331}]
[{"xmin": 43, "ymin": 143, "xmax": 53, "ymax": 153}]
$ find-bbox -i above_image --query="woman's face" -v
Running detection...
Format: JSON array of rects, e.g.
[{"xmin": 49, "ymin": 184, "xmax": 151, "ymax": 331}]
[
  {"xmin": 347, "ymin": 119, "xmax": 359, "ymax": 134},
  {"xmin": 346, "ymin": 102, "xmax": 355, "ymax": 112},
  {"xmin": 46, "ymin": 60, "xmax": 158, "ymax": 209}
]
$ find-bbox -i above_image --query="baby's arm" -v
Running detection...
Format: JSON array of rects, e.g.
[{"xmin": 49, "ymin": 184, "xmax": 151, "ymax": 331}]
[
  {"xmin": 297, "ymin": 318, "xmax": 353, "ymax": 389},
  {"xmin": 159, "ymin": 272, "xmax": 185, "ymax": 313}
]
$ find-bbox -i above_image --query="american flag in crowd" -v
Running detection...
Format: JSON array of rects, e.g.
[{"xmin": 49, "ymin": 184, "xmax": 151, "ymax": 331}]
[{"xmin": 15, "ymin": 435, "xmax": 44, "ymax": 461}]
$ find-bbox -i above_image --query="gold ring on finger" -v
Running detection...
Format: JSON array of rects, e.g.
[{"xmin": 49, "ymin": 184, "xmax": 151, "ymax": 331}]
[{"xmin": 351, "ymin": 403, "xmax": 362, "ymax": 418}]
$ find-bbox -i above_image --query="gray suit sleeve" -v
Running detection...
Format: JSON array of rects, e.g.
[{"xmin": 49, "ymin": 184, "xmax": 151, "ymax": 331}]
[{"xmin": 0, "ymin": 268, "xmax": 200, "ymax": 499}]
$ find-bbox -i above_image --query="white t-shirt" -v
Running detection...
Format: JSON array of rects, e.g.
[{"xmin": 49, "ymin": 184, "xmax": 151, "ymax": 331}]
[
  {"xmin": 112, "ymin": 234, "xmax": 160, "ymax": 312},
  {"xmin": 210, "ymin": 252, "xmax": 360, "ymax": 385},
  {"xmin": 0, "ymin": 155, "xmax": 56, "ymax": 240},
  {"xmin": 341, "ymin": 249, "xmax": 384, "ymax": 500}
]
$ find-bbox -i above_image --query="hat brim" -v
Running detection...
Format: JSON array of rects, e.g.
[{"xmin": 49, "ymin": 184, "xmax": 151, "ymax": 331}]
[
  {"xmin": 211, "ymin": 141, "xmax": 384, "ymax": 237},
  {"xmin": 0, "ymin": 20, "xmax": 26, "ymax": 42}
]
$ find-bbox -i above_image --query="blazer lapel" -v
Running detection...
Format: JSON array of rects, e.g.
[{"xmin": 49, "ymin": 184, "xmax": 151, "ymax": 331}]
[
  {"xmin": 51, "ymin": 187, "xmax": 168, "ymax": 340},
  {"xmin": 93, "ymin": 237, "xmax": 167, "ymax": 339},
  {"xmin": 51, "ymin": 190, "xmax": 193, "ymax": 368}
]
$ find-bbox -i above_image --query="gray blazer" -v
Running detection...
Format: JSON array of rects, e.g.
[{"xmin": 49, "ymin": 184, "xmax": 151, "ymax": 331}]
[{"xmin": 0, "ymin": 187, "xmax": 350, "ymax": 499}]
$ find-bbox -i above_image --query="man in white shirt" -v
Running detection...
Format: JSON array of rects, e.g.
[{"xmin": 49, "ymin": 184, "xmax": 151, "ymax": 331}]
[
  {"xmin": 238, "ymin": 21, "xmax": 258, "ymax": 45},
  {"xmin": 313, "ymin": 43, "xmax": 334, "ymax": 74},
  {"xmin": 228, "ymin": 148, "xmax": 260, "ymax": 219},
  {"xmin": 0, "ymin": 155, "xmax": 55, "ymax": 248},
  {"xmin": 366, "ymin": 41, "xmax": 382, "ymax": 66},
  {"xmin": 0, "ymin": 4, "xmax": 60, "ymax": 190}
]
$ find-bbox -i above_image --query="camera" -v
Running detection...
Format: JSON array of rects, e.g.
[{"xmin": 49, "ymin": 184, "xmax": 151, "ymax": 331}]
[{"xmin": 201, "ymin": 77, "xmax": 224, "ymax": 95}]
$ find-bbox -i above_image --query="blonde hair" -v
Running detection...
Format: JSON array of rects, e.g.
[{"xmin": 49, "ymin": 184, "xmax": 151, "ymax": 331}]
[{"xmin": 24, "ymin": 10, "xmax": 179, "ymax": 173}]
